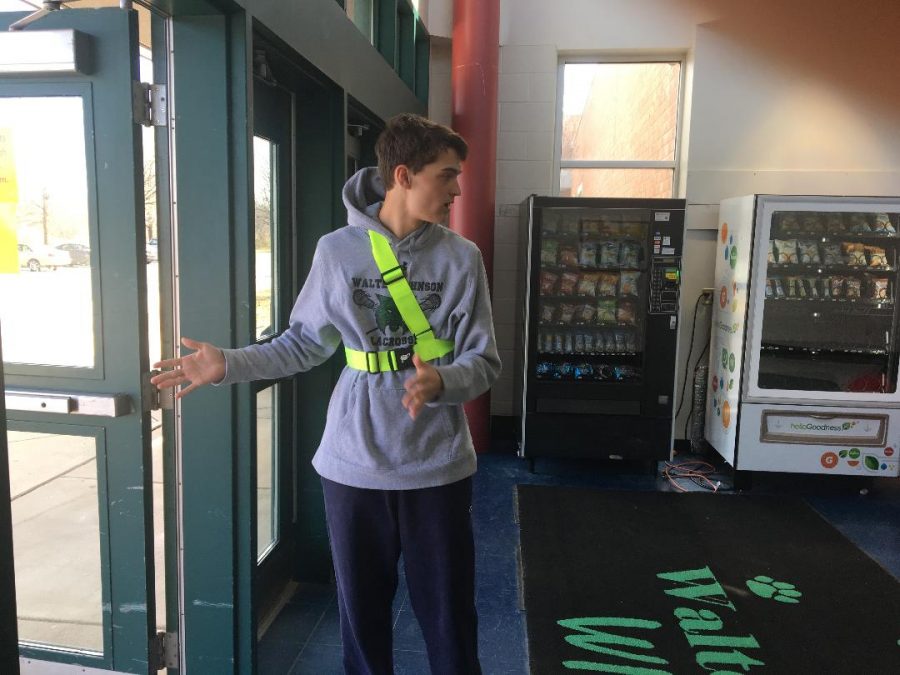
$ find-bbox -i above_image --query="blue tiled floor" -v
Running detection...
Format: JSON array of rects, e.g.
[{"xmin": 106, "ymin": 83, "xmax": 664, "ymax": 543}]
[{"xmin": 258, "ymin": 451, "xmax": 900, "ymax": 674}]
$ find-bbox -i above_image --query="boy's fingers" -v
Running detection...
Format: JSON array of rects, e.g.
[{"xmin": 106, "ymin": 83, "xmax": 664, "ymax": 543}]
[{"xmin": 181, "ymin": 336, "xmax": 201, "ymax": 350}]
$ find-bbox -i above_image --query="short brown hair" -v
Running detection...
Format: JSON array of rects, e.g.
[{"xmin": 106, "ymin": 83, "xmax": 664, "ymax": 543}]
[{"xmin": 376, "ymin": 113, "xmax": 468, "ymax": 189}]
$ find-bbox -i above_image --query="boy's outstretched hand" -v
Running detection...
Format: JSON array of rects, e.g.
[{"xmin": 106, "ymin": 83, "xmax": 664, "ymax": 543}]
[
  {"xmin": 402, "ymin": 354, "xmax": 444, "ymax": 420},
  {"xmin": 151, "ymin": 337, "xmax": 226, "ymax": 399}
]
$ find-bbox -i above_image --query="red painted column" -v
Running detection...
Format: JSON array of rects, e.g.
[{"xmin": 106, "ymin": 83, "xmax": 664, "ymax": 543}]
[{"xmin": 450, "ymin": 0, "xmax": 500, "ymax": 453}]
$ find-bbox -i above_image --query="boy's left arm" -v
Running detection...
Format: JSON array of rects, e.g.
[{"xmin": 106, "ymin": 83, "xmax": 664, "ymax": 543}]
[{"xmin": 429, "ymin": 250, "xmax": 502, "ymax": 405}]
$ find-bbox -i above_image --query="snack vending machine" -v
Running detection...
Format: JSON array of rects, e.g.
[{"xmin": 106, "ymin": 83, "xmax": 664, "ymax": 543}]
[
  {"xmin": 706, "ymin": 195, "xmax": 900, "ymax": 477},
  {"xmin": 516, "ymin": 196, "xmax": 685, "ymax": 461}
]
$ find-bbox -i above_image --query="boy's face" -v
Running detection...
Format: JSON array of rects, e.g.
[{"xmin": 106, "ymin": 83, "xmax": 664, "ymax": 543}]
[{"xmin": 404, "ymin": 148, "xmax": 462, "ymax": 224}]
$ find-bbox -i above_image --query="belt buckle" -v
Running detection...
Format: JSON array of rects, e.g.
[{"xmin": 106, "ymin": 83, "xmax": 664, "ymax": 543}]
[{"xmin": 394, "ymin": 346, "xmax": 415, "ymax": 371}]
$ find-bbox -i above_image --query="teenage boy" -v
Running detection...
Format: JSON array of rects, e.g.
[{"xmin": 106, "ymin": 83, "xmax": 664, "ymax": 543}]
[{"xmin": 151, "ymin": 113, "xmax": 501, "ymax": 674}]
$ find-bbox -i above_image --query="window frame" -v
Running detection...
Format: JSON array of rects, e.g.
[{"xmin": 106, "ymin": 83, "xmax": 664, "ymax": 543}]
[{"xmin": 553, "ymin": 54, "xmax": 687, "ymax": 198}]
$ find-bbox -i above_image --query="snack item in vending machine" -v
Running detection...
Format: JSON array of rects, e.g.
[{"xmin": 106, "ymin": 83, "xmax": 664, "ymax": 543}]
[
  {"xmin": 597, "ymin": 271, "xmax": 619, "ymax": 296},
  {"xmin": 614, "ymin": 330, "xmax": 628, "ymax": 353},
  {"xmin": 619, "ymin": 270, "xmax": 640, "ymax": 296},
  {"xmin": 578, "ymin": 241, "xmax": 598, "ymax": 267},
  {"xmin": 801, "ymin": 214, "xmax": 824, "ymax": 233},
  {"xmin": 574, "ymin": 333, "xmax": 585, "ymax": 354},
  {"xmin": 603, "ymin": 330, "xmax": 617, "ymax": 353},
  {"xmin": 613, "ymin": 365, "xmax": 637, "ymax": 381},
  {"xmin": 563, "ymin": 333, "xmax": 574, "ymax": 353},
  {"xmin": 597, "ymin": 298, "xmax": 617, "ymax": 323},
  {"xmin": 558, "ymin": 303, "xmax": 577, "ymax": 324},
  {"xmin": 821, "ymin": 242, "xmax": 842, "ymax": 265},
  {"xmin": 830, "ymin": 276, "xmax": 845, "ymax": 298},
  {"xmin": 845, "ymin": 277, "xmax": 862, "ymax": 299},
  {"xmin": 865, "ymin": 245, "xmax": 887, "ymax": 267},
  {"xmin": 848, "ymin": 213, "xmax": 872, "ymax": 233},
  {"xmin": 560, "ymin": 216, "xmax": 580, "ymax": 236},
  {"xmin": 779, "ymin": 213, "xmax": 800, "ymax": 231},
  {"xmin": 542, "ymin": 330, "xmax": 554, "ymax": 353},
  {"xmin": 784, "ymin": 277, "xmax": 798, "ymax": 298},
  {"xmin": 559, "ymin": 245, "xmax": 579, "ymax": 268},
  {"xmin": 841, "ymin": 242, "xmax": 867, "ymax": 266},
  {"xmin": 559, "ymin": 271, "xmax": 580, "ymax": 295},
  {"xmin": 870, "ymin": 277, "xmax": 890, "ymax": 300},
  {"xmin": 584, "ymin": 332, "xmax": 595, "ymax": 353},
  {"xmin": 768, "ymin": 240, "xmax": 776, "ymax": 264},
  {"xmin": 625, "ymin": 331, "xmax": 637, "ymax": 353},
  {"xmin": 553, "ymin": 333, "xmax": 564, "ymax": 353},
  {"xmin": 797, "ymin": 240, "xmax": 820, "ymax": 264},
  {"xmin": 619, "ymin": 241, "xmax": 641, "ymax": 267},
  {"xmin": 621, "ymin": 222, "xmax": 644, "ymax": 238},
  {"xmin": 772, "ymin": 278, "xmax": 785, "ymax": 298},
  {"xmin": 580, "ymin": 218, "xmax": 601, "ymax": 237},
  {"xmin": 574, "ymin": 362, "xmax": 594, "ymax": 380},
  {"xmin": 558, "ymin": 361, "xmax": 574, "ymax": 379},
  {"xmin": 597, "ymin": 220, "xmax": 620, "ymax": 237},
  {"xmin": 598, "ymin": 240, "xmax": 620, "ymax": 266},
  {"xmin": 873, "ymin": 213, "xmax": 896, "ymax": 234},
  {"xmin": 536, "ymin": 361, "xmax": 553, "ymax": 378},
  {"xmin": 617, "ymin": 300, "xmax": 637, "ymax": 325},
  {"xmin": 541, "ymin": 211, "xmax": 560, "ymax": 234},
  {"xmin": 825, "ymin": 214, "xmax": 845, "ymax": 235},
  {"xmin": 540, "ymin": 302, "xmax": 555, "ymax": 324},
  {"xmin": 804, "ymin": 277, "xmax": 820, "ymax": 298},
  {"xmin": 576, "ymin": 304, "xmax": 597, "ymax": 325},
  {"xmin": 765, "ymin": 278, "xmax": 774, "ymax": 298},
  {"xmin": 774, "ymin": 239, "xmax": 798, "ymax": 264},
  {"xmin": 577, "ymin": 272, "xmax": 600, "ymax": 297},
  {"xmin": 540, "ymin": 270, "xmax": 559, "ymax": 295},
  {"xmin": 541, "ymin": 239, "xmax": 558, "ymax": 265}
]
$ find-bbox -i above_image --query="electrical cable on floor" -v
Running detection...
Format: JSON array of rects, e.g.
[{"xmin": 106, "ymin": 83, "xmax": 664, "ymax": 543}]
[
  {"xmin": 673, "ymin": 293, "xmax": 705, "ymax": 422},
  {"xmin": 663, "ymin": 459, "xmax": 732, "ymax": 493}
]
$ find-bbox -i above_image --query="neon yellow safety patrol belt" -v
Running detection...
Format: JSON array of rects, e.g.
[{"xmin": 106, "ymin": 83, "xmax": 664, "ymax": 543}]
[{"xmin": 345, "ymin": 230, "xmax": 455, "ymax": 373}]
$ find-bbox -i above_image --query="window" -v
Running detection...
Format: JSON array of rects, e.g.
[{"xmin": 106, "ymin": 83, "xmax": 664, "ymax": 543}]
[
  {"xmin": 557, "ymin": 60, "xmax": 683, "ymax": 198},
  {"xmin": 346, "ymin": 0, "xmax": 374, "ymax": 43}
]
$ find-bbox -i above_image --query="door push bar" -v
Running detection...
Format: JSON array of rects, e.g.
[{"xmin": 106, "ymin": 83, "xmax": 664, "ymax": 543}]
[{"xmin": 4, "ymin": 390, "xmax": 132, "ymax": 417}]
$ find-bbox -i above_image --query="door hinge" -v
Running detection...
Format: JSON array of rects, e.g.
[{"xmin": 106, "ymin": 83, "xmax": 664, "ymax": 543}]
[
  {"xmin": 150, "ymin": 630, "xmax": 179, "ymax": 671},
  {"xmin": 145, "ymin": 370, "xmax": 174, "ymax": 411},
  {"xmin": 133, "ymin": 81, "xmax": 168, "ymax": 127}
]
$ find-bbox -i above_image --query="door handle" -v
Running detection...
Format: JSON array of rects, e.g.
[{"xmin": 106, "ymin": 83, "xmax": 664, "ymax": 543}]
[{"xmin": 4, "ymin": 389, "xmax": 133, "ymax": 417}]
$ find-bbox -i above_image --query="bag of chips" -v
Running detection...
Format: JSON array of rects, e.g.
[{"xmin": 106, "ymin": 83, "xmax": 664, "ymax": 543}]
[
  {"xmin": 562, "ymin": 333, "xmax": 574, "ymax": 353},
  {"xmin": 540, "ymin": 270, "xmax": 559, "ymax": 295},
  {"xmin": 553, "ymin": 333, "xmax": 564, "ymax": 353},
  {"xmin": 576, "ymin": 304, "xmax": 596, "ymax": 324},
  {"xmin": 583, "ymin": 332, "xmax": 595, "ymax": 353},
  {"xmin": 797, "ymin": 240, "xmax": 820, "ymax": 264},
  {"xmin": 768, "ymin": 240, "xmax": 777, "ymax": 264},
  {"xmin": 560, "ymin": 216, "xmax": 580, "ymax": 236},
  {"xmin": 842, "ymin": 242, "xmax": 866, "ymax": 266},
  {"xmin": 541, "ymin": 239, "xmax": 558, "ymax": 265},
  {"xmin": 574, "ymin": 333, "xmax": 585, "ymax": 354},
  {"xmin": 620, "ymin": 241, "xmax": 641, "ymax": 267},
  {"xmin": 865, "ymin": 245, "xmax": 887, "ymax": 267},
  {"xmin": 765, "ymin": 278, "xmax": 775, "ymax": 298},
  {"xmin": 870, "ymin": 277, "xmax": 890, "ymax": 300},
  {"xmin": 619, "ymin": 271, "xmax": 640, "ymax": 296},
  {"xmin": 576, "ymin": 272, "xmax": 600, "ymax": 297},
  {"xmin": 784, "ymin": 277, "xmax": 799, "ymax": 298},
  {"xmin": 774, "ymin": 239, "xmax": 798, "ymax": 263},
  {"xmin": 559, "ymin": 271, "xmax": 580, "ymax": 295},
  {"xmin": 540, "ymin": 303, "xmax": 555, "ymax": 324},
  {"xmin": 614, "ymin": 330, "xmax": 628, "ymax": 353},
  {"xmin": 597, "ymin": 299, "xmax": 616, "ymax": 324},
  {"xmin": 597, "ymin": 220, "xmax": 620, "ymax": 237},
  {"xmin": 559, "ymin": 245, "xmax": 579, "ymax": 268},
  {"xmin": 821, "ymin": 242, "xmax": 842, "ymax": 265},
  {"xmin": 845, "ymin": 277, "xmax": 861, "ymax": 299},
  {"xmin": 801, "ymin": 215, "xmax": 824, "ymax": 233},
  {"xmin": 617, "ymin": 300, "xmax": 637, "ymax": 325},
  {"xmin": 804, "ymin": 277, "xmax": 820, "ymax": 299},
  {"xmin": 772, "ymin": 278, "xmax": 785, "ymax": 298},
  {"xmin": 873, "ymin": 213, "xmax": 896, "ymax": 234},
  {"xmin": 598, "ymin": 240, "xmax": 619, "ymax": 267},
  {"xmin": 578, "ymin": 241, "xmax": 597, "ymax": 267},
  {"xmin": 830, "ymin": 276, "xmax": 845, "ymax": 298},
  {"xmin": 779, "ymin": 213, "xmax": 800, "ymax": 231},
  {"xmin": 597, "ymin": 272, "xmax": 619, "ymax": 296},
  {"xmin": 558, "ymin": 303, "xmax": 576, "ymax": 324}
]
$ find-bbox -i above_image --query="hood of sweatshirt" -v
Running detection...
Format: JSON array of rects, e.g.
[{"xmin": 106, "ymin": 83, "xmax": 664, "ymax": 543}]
[{"xmin": 342, "ymin": 166, "xmax": 441, "ymax": 252}]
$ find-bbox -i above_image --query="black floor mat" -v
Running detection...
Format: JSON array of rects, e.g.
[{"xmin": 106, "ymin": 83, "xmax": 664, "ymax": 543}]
[{"xmin": 516, "ymin": 485, "xmax": 900, "ymax": 674}]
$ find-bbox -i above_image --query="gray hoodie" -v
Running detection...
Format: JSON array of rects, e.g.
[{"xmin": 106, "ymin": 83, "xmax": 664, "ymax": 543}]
[{"xmin": 217, "ymin": 167, "xmax": 501, "ymax": 489}]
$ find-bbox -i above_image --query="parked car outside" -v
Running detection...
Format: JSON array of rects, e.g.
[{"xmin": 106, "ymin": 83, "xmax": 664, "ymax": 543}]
[
  {"xmin": 56, "ymin": 242, "xmax": 91, "ymax": 266},
  {"xmin": 18, "ymin": 243, "xmax": 72, "ymax": 271},
  {"xmin": 146, "ymin": 238, "xmax": 158, "ymax": 263}
]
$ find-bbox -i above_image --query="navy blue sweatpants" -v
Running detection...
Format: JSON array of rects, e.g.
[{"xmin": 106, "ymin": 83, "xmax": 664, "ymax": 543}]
[{"xmin": 321, "ymin": 476, "xmax": 481, "ymax": 675}]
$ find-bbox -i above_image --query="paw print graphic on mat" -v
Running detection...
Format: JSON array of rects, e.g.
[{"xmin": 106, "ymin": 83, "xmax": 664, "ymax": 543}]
[{"xmin": 746, "ymin": 576, "xmax": 802, "ymax": 603}]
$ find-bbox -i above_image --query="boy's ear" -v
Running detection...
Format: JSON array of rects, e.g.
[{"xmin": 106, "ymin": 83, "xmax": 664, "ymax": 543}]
[{"xmin": 394, "ymin": 164, "xmax": 412, "ymax": 189}]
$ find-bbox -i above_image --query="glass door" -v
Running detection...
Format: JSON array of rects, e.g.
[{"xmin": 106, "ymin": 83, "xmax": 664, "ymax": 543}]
[
  {"xmin": 746, "ymin": 196, "xmax": 900, "ymax": 404},
  {"xmin": 1, "ymin": 7, "xmax": 159, "ymax": 671}
]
